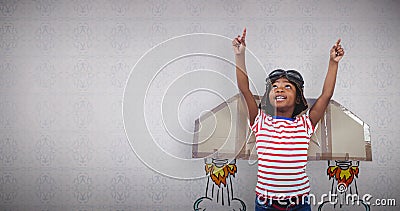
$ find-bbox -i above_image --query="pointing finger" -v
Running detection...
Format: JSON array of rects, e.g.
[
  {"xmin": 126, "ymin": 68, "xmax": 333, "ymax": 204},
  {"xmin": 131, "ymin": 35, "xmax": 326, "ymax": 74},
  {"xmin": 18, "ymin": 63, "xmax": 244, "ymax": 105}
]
[
  {"xmin": 336, "ymin": 38, "xmax": 341, "ymax": 47},
  {"xmin": 242, "ymin": 27, "xmax": 247, "ymax": 40}
]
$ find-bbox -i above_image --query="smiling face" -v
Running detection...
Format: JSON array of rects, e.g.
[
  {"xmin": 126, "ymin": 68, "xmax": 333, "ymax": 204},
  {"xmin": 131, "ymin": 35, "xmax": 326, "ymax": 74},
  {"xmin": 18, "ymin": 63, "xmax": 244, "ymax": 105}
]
[{"xmin": 268, "ymin": 77, "xmax": 299, "ymax": 117}]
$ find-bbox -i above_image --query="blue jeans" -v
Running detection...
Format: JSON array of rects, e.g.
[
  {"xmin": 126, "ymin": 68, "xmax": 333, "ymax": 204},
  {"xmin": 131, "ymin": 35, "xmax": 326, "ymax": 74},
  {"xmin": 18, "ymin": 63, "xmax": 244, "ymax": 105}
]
[{"xmin": 255, "ymin": 196, "xmax": 311, "ymax": 211}]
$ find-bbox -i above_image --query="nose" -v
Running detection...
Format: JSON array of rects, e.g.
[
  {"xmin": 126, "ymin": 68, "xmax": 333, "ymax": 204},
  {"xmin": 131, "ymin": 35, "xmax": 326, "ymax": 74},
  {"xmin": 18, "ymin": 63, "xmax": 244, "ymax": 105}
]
[{"xmin": 274, "ymin": 86, "xmax": 284, "ymax": 93}]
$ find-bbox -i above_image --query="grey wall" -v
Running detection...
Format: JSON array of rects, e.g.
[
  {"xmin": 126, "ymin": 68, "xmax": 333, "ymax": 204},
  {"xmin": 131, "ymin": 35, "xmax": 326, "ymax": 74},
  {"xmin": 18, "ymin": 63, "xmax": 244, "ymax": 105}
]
[{"xmin": 1, "ymin": 0, "xmax": 399, "ymax": 210}]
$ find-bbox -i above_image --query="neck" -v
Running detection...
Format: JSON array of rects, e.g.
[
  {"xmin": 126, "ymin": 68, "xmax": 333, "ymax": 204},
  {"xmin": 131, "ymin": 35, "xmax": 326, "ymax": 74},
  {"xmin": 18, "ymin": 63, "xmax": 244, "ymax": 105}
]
[{"xmin": 274, "ymin": 107, "xmax": 295, "ymax": 118}]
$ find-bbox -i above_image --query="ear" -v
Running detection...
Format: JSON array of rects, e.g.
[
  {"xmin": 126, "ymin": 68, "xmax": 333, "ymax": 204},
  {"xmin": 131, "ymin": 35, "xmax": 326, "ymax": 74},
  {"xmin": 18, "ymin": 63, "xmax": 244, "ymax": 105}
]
[{"xmin": 296, "ymin": 96, "xmax": 301, "ymax": 104}]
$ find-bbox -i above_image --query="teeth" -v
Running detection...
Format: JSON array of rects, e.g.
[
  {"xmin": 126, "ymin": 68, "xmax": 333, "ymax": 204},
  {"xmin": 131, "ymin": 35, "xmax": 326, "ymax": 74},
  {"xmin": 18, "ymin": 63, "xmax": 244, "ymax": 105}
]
[{"xmin": 275, "ymin": 96, "xmax": 286, "ymax": 101}]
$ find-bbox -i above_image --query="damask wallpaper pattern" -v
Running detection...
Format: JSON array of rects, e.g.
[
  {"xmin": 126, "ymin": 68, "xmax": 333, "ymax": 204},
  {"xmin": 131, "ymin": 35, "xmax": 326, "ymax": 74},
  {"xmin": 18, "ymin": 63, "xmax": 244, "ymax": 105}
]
[{"xmin": 0, "ymin": 0, "xmax": 399, "ymax": 210}]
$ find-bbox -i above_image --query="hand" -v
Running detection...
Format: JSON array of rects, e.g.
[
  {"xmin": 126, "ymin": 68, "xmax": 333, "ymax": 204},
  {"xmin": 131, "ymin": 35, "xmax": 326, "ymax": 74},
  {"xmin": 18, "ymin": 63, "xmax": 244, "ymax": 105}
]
[
  {"xmin": 330, "ymin": 38, "xmax": 345, "ymax": 63},
  {"xmin": 232, "ymin": 28, "xmax": 246, "ymax": 55}
]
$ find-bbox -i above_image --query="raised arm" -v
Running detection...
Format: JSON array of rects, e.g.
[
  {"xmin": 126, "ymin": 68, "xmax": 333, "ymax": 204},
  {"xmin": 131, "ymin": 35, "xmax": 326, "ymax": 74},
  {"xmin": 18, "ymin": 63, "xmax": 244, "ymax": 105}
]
[
  {"xmin": 309, "ymin": 39, "xmax": 345, "ymax": 127},
  {"xmin": 232, "ymin": 28, "xmax": 258, "ymax": 126}
]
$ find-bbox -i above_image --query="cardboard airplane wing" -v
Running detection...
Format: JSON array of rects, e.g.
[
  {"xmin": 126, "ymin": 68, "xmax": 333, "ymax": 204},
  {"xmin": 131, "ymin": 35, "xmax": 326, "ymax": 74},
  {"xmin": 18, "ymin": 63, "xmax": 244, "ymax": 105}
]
[{"xmin": 192, "ymin": 94, "xmax": 371, "ymax": 161}]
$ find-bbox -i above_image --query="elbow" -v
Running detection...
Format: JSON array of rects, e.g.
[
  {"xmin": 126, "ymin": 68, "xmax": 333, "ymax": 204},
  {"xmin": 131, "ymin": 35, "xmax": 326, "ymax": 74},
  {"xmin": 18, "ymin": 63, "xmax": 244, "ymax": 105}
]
[
  {"xmin": 320, "ymin": 93, "xmax": 333, "ymax": 101},
  {"xmin": 320, "ymin": 88, "xmax": 334, "ymax": 100},
  {"xmin": 239, "ymin": 87, "xmax": 252, "ymax": 95},
  {"xmin": 238, "ymin": 84, "xmax": 250, "ymax": 93}
]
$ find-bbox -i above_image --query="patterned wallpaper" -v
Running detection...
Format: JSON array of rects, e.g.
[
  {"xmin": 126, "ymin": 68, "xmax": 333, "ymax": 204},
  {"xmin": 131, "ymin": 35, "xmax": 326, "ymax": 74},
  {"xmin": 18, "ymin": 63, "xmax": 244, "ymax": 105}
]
[{"xmin": 0, "ymin": 0, "xmax": 399, "ymax": 210}]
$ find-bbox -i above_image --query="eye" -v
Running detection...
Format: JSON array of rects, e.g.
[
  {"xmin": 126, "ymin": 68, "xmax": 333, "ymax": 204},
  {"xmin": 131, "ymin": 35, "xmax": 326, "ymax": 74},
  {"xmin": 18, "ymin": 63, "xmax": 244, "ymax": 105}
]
[
  {"xmin": 285, "ymin": 84, "xmax": 292, "ymax": 89},
  {"xmin": 272, "ymin": 85, "xmax": 278, "ymax": 89}
]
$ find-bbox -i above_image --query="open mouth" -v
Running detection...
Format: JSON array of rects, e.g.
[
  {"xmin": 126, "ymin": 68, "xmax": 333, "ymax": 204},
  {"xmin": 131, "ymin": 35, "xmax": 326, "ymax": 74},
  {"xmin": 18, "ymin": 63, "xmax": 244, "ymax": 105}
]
[{"xmin": 275, "ymin": 95, "xmax": 287, "ymax": 102}]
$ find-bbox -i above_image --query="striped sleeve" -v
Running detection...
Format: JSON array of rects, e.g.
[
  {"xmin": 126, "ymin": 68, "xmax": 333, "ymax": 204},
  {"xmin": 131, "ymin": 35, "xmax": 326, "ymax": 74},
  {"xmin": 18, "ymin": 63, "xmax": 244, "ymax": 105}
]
[
  {"xmin": 300, "ymin": 110, "xmax": 315, "ymax": 137},
  {"xmin": 250, "ymin": 108, "xmax": 265, "ymax": 134}
]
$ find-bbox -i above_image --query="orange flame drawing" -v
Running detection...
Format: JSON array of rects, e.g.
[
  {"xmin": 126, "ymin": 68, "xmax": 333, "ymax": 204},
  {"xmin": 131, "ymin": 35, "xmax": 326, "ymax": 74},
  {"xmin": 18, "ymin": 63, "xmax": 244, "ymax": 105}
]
[
  {"xmin": 205, "ymin": 163, "xmax": 237, "ymax": 187},
  {"xmin": 327, "ymin": 165, "xmax": 359, "ymax": 188}
]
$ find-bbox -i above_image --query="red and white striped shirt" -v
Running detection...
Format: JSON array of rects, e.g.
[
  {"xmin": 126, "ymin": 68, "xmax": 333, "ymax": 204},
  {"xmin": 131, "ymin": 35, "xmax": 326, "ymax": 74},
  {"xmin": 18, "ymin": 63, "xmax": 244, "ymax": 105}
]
[{"xmin": 251, "ymin": 109, "xmax": 315, "ymax": 199}]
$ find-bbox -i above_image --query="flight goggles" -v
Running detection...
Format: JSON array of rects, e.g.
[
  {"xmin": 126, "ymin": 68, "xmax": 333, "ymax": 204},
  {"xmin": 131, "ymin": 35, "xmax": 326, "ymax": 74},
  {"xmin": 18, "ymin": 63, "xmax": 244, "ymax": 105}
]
[{"xmin": 267, "ymin": 69, "xmax": 304, "ymax": 87}]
